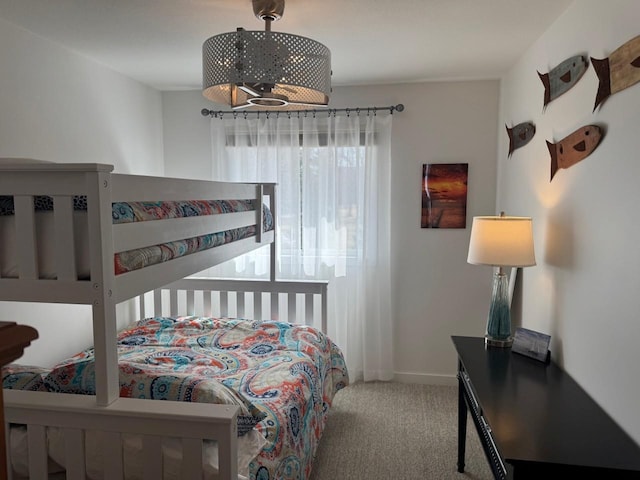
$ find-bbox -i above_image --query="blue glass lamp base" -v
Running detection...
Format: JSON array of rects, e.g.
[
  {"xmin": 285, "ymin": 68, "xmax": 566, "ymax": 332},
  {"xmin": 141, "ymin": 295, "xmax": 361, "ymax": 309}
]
[
  {"xmin": 485, "ymin": 271, "xmax": 512, "ymax": 348},
  {"xmin": 485, "ymin": 335, "xmax": 513, "ymax": 348}
]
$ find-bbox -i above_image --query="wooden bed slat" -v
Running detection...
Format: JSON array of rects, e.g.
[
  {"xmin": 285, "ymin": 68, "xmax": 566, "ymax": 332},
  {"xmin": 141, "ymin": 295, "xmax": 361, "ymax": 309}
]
[
  {"xmin": 138, "ymin": 293, "xmax": 146, "ymax": 320},
  {"xmin": 142, "ymin": 435, "xmax": 163, "ymax": 480},
  {"xmin": 154, "ymin": 289, "xmax": 162, "ymax": 317},
  {"xmin": 256, "ymin": 184, "xmax": 264, "ymax": 243},
  {"xmin": 63, "ymin": 428, "xmax": 85, "ymax": 480},
  {"xmin": 237, "ymin": 291, "xmax": 245, "ymax": 318},
  {"xmin": 254, "ymin": 291, "xmax": 263, "ymax": 320},
  {"xmin": 288, "ymin": 292, "xmax": 297, "ymax": 324},
  {"xmin": 320, "ymin": 283, "xmax": 328, "ymax": 333},
  {"xmin": 305, "ymin": 293, "xmax": 314, "ymax": 327},
  {"xmin": 169, "ymin": 289, "xmax": 178, "ymax": 317},
  {"xmin": 26, "ymin": 424, "xmax": 47, "ymax": 479},
  {"xmin": 14, "ymin": 195, "xmax": 38, "ymax": 280},
  {"xmin": 220, "ymin": 291, "xmax": 229, "ymax": 317},
  {"xmin": 181, "ymin": 438, "xmax": 204, "ymax": 478},
  {"xmin": 271, "ymin": 292, "xmax": 279, "ymax": 321},
  {"xmin": 186, "ymin": 289, "xmax": 195, "ymax": 316},
  {"xmin": 53, "ymin": 195, "xmax": 77, "ymax": 281},
  {"xmin": 203, "ymin": 290, "xmax": 212, "ymax": 316},
  {"xmin": 102, "ymin": 431, "xmax": 124, "ymax": 480}
]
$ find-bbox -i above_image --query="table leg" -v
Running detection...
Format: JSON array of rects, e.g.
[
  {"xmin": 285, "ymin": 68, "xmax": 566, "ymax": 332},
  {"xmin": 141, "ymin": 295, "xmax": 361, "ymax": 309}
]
[
  {"xmin": 1, "ymin": 389, "xmax": 7, "ymax": 480},
  {"xmin": 457, "ymin": 366, "xmax": 468, "ymax": 473}
]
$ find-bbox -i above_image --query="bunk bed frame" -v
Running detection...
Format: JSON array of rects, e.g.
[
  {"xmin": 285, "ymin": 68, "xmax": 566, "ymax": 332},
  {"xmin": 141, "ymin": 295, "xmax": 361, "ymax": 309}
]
[{"xmin": 0, "ymin": 162, "xmax": 332, "ymax": 479}]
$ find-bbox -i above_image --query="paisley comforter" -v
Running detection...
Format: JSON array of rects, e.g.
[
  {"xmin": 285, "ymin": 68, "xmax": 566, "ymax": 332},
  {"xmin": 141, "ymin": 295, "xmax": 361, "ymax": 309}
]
[{"xmin": 43, "ymin": 316, "xmax": 349, "ymax": 480}]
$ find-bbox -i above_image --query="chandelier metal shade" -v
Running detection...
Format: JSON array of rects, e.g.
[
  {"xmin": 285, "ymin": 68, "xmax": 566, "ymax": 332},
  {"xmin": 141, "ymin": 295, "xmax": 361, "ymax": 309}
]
[{"xmin": 202, "ymin": 0, "xmax": 331, "ymax": 110}]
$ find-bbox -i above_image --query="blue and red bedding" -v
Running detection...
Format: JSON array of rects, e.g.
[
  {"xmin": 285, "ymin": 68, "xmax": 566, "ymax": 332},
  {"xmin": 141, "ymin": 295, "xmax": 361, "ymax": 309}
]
[{"xmin": 3, "ymin": 316, "xmax": 349, "ymax": 480}]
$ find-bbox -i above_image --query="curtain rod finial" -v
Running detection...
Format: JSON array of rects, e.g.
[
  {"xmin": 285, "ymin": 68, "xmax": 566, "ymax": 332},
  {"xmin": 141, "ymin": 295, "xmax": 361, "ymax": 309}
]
[{"xmin": 201, "ymin": 108, "xmax": 212, "ymax": 117}]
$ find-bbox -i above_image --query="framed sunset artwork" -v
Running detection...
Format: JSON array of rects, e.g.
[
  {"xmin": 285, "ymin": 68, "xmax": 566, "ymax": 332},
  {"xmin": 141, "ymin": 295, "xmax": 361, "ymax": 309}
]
[{"xmin": 421, "ymin": 163, "xmax": 468, "ymax": 228}]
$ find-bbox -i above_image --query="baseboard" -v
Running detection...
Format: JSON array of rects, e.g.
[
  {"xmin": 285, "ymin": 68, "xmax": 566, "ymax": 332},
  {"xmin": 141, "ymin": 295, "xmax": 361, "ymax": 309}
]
[{"xmin": 393, "ymin": 371, "xmax": 457, "ymax": 386}]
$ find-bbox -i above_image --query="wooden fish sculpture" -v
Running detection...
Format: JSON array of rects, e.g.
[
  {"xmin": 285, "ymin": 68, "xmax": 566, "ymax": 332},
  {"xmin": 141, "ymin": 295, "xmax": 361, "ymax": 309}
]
[
  {"xmin": 547, "ymin": 125, "xmax": 603, "ymax": 181},
  {"xmin": 591, "ymin": 35, "xmax": 640, "ymax": 111},
  {"xmin": 538, "ymin": 55, "xmax": 588, "ymax": 109},
  {"xmin": 506, "ymin": 122, "xmax": 536, "ymax": 157}
]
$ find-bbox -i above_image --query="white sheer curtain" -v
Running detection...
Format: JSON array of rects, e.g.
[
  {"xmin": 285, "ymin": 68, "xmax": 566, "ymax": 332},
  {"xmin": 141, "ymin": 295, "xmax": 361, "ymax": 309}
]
[{"xmin": 208, "ymin": 112, "xmax": 393, "ymax": 382}]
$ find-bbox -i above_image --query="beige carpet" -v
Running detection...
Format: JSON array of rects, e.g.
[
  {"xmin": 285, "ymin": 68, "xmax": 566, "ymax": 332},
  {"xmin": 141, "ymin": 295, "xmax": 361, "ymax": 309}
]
[{"xmin": 309, "ymin": 381, "xmax": 493, "ymax": 480}]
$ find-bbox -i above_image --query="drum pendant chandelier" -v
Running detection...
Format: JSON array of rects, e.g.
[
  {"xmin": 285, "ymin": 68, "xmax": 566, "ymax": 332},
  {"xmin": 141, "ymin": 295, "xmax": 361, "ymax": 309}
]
[{"xmin": 202, "ymin": 0, "xmax": 331, "ymax": 110}]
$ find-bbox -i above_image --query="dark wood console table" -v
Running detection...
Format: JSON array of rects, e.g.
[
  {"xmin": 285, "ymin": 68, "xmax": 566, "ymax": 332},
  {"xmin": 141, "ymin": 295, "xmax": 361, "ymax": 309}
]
[{"xmin": 452, "ymin": 335, "xmax": 640, "ymax": 479}]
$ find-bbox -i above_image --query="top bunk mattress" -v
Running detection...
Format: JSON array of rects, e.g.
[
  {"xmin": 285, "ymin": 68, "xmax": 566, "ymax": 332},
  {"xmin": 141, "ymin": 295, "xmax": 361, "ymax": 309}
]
[{"xmin": 0, "ymin": 195, "xmax": 274, "ymax": 279}]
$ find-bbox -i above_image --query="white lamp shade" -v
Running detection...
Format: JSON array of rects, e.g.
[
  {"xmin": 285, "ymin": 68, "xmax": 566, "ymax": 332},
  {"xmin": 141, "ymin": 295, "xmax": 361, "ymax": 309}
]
[{"xmin": 467, "ymin": 215, "xmax": 536, "ymax": 267}]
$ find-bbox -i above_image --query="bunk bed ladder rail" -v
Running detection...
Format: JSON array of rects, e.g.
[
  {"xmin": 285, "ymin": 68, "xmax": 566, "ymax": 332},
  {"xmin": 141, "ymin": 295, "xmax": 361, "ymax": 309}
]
[{"xmin": 140, "ymin": 278, "xmax": 329, "ymax": 333}]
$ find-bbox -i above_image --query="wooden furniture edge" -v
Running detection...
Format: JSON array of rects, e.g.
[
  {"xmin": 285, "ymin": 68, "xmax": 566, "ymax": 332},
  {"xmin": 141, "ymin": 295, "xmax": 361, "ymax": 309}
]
[{"xmin": 1, "ymin": 321, "xmax": 39, "ymax": 480}]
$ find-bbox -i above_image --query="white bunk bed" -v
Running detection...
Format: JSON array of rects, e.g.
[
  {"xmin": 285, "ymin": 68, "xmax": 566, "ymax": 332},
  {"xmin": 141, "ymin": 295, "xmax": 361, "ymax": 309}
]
[{"xmin": 0, "ymin": 162, "xmax": 348, "ymax": 480}]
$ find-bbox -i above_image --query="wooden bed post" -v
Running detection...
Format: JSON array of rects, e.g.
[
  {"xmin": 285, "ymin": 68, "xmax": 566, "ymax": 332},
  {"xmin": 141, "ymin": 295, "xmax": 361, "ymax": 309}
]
[{"xmin": 86, "ymin": 167, "xmax": 120, "ymax": 406}]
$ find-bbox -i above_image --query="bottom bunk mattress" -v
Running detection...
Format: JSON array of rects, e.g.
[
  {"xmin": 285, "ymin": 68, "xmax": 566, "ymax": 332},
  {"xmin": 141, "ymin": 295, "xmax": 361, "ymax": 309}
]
[{"xmin": 3, "ymin": 316, "xmax": 350, "ymax": 480}]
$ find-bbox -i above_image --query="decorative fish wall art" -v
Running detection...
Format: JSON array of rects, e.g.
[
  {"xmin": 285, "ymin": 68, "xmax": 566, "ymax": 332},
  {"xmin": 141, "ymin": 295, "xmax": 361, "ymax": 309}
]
[
  {"xmin": 538, "ymin": 54, "xmax": 589, "ymax": 109},
  {"xmin": 547, "ymin": 125, "xmax": 603, "ymax": 182},
  {"xmin": 591, "ymin": 35, "xmax": 640, "ymax": 111},
  {"xmin": 506, "ymin": 121, "xmax": 536, "ymax": 157}
]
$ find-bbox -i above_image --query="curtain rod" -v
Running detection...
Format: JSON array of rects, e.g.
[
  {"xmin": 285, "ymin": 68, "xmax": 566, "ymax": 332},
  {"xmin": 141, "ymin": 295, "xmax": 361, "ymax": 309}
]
[{"xmin": 201, "ymin": 104, "xmax": 404, "ymax": 118}]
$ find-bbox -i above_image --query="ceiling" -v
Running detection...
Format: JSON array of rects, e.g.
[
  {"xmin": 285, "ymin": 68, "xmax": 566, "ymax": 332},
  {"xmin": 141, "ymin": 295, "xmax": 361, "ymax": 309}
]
[{"xmin": 0, "ymin": 0, "xmax": 573, "ymax": 92}]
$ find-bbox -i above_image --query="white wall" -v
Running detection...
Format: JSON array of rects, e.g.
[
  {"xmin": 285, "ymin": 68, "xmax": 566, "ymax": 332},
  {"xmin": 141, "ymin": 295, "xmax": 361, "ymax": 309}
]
[
  {"xmin": 497, "ymin": 0, "xmax": 640, "ymax": 443},
  {"xmin": 162, "ymin": 80, "xmax": 500, "ymax": 384},
  {"xmin": 0, "ymin": 18, "xmax": 165, "ymax": 366},
  {"xmin": 331, "ymin": 83, "xmax": 500, "ymax": 384}
]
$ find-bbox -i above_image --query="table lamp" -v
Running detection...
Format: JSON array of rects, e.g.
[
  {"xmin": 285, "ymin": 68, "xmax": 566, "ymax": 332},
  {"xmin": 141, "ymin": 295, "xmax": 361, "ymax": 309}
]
[{"xmin": 467, "ymin": 212, "xmax": 536, "ymax": 347}]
